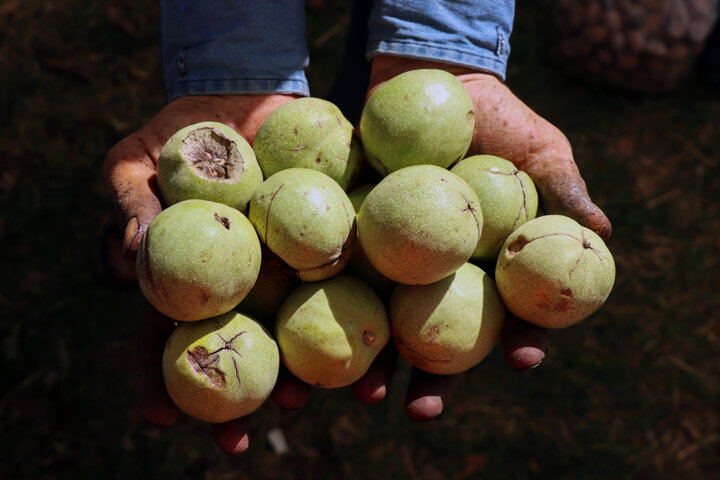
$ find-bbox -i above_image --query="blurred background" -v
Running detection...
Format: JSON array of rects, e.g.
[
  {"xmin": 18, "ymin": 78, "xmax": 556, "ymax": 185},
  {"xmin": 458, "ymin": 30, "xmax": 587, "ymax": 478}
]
[{"xmin": 1, "ymin": 0, "xmax": 718, "ymax": 478}]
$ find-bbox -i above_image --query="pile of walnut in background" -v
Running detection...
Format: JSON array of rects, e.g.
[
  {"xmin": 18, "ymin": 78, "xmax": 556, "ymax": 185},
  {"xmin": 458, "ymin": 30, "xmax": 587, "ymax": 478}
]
[{"xmin": 551, "ymin": 0, "xmax": 718, "ymax": 93}]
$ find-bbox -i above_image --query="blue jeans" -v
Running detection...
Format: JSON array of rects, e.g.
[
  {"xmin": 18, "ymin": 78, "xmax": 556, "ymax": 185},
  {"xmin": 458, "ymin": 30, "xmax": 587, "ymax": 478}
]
[{"xmin": 161, "ymin": 0, "xmax": 515, "ymax": 102}]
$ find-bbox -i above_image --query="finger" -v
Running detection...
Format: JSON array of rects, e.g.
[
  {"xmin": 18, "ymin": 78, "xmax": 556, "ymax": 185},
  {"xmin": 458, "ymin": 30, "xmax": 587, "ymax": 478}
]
[
  {"xmin": 212, "ymin": 416, "xmax": 251, "ymax": 455},
  {"xmin": 93, "ymin": 215, "xmax": 138, "ymax": 286},
  {"xmin": 351, "ymin": 346, "xmax": 398, "ymax": 404},
  {"xmin": 500, "ymin": 315, "xmax": 549, "ymax": 370},
  {"xmin": 104, "ymin": 136, "xmax": 163, "ymax": 255},
  {"xmin": 404, "ymin": 368, "xmax": 461, "ymax": 422},
  {"xmin": 136, "ymin": 306, "xmax": 179, "ymax": 427},
  {"xmin": 138, "ymin": 372, "xmax": 180, "ymax": 428},
  {"xmin": 535, "ymin": 172, "xmax": 612, "ymax": 240},
  {"xmin": 459, "ymin": 74, "xmax": 612, "ymax": 239},
  {"xmin": 270, "ymin": 366, "xmax": 312, "ymax": 410}
]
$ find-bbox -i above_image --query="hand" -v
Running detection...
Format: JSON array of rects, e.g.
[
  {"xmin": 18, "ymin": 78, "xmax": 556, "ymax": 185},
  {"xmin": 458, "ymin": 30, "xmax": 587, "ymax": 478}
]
[
  {"xmin": 103, "ymin": 93, "xmax": 297, "ymax": 257},
  {"xmin": 366, "ymin": 56, "xmax": 612, "ymax": 239},
  {"xmin": 105, "ymin": 94, "xmax": 300, "ymax": 454},
  {"xmin": 356, "ymin": 54, "xmax": 612, "ymax": 421}
]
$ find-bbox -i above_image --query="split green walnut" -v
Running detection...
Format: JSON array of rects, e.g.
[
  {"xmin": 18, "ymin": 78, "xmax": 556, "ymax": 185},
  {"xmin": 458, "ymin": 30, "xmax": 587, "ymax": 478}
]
[
  {"xmin": 451, "ymin": 155, "xmax": 538, "ymax": 263},
  {"xmin": 248, "ymin": 168, "xmax": 356, "ymax": 282},
  {"xmin": 495, "ymin": 215, "xmax": 616, "ymax": 328},
  {"xmin": 162, "ymin": 311, "xmax": 279, "ymax": 423}
]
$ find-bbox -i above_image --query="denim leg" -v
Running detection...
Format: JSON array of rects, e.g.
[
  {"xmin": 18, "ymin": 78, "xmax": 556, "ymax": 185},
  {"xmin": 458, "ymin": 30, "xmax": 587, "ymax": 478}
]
[
  {"xmin": 160, "ymin": 0, "xmax": 310, "ymax": 102},
  {"xmin": 366, "ymin": 0, "xmax": 515, "ymax": 80},
  {"xmin": 328, "ymin": 0, "xmax": 374, "ymax": 123}
]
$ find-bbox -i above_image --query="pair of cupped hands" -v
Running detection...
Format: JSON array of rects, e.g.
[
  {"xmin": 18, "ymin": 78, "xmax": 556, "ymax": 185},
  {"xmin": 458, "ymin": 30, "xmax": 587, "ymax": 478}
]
[{"xmin": 104, "ymin": 56, "xmax": 612, "ymax": 454}]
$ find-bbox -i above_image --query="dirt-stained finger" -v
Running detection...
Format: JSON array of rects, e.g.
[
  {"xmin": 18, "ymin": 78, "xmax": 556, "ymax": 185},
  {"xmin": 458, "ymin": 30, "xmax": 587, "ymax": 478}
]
[
  {"xmin": 458, "ymin": 73, "xmax": 612, "ymax": 239},
  {"xmin": 270, "ymin": 366, "xmax": 312, "ymax": 410},
  {"xmin": 212, "ymin": 416, "xmax": 251, "ymax": 455},
  {"xmin": 351, "ymin": 346, "xmax": 398, "ymax": 404},
  {"xmin": 536, "ymin": 173, "xmax": 612, "ymax": 239},
  {"xmin": 138, "ymin": 374, "xmax": 180, "ymax": 428},
  {"xmin": 136, "ymin": 305, "xmax": 179, "ymax": 427},
  {"xmin": 500, "ymin": 315, "xmax": 549, "ymax": 370},
  {"xmin": 404, "ymin": 368, "xmax": 461, "ymax": 422},
  {"xmin": 104, "ymin": 138, "xmax": 163, "ymax": 255}
]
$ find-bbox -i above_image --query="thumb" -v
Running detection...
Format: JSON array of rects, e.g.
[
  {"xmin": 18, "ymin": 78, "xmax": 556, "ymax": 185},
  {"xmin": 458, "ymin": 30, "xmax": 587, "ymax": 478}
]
[
  {"xmin": 104, "ymin": 136, "xmax": 163, "ymax": 255},
  {"xmin": 523, "ymin": 144, "xmax": 612, "ymax": 240},
  {"xmin": 460, "ymin": 73, "xmax": 612, "ymax": 239}
]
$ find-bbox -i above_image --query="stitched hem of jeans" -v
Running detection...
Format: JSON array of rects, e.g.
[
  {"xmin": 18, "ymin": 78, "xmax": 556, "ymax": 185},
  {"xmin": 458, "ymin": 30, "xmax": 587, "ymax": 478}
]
[
  {"xmin": 166, "ymin": 78, "xmax": 310, "ymax": 102},
  {"xmin": 367, "ymin": 40, "xmax": 507, "ymax": 80}
]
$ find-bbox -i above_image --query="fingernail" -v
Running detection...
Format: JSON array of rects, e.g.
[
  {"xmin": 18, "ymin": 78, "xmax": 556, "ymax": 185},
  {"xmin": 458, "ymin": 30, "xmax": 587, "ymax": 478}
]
[
  {"xmin": 504, "ymin": 346, "xmax": 545, "ymax": 370},
  {"xmin": 122, "ymin": 217, "xmax": 139, "ymax": 255},
  {"xmin": 597, "ymin": 223, "xmax": 612, "ymax": 240},
  {"xmin": 406, "ymin": 396, "xmax": 444, "ymax": 422}
]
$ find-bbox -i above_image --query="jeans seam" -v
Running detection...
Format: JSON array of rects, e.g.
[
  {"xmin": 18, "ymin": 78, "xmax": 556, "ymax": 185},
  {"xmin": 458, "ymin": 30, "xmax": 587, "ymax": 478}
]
[
  {"xmin": 496, "ymin": 25, "xmax": 506, "ymax": 56},
  {"xmin": 166, "ymin": 77, "xmax": 310, "ymax": 101},
  {"xmin": 368, "ymin": 38, "xmax": 504, "ymax": 59},
  {"xmin": 170, "ymin": 77, "xmax": 307, "ymax": 83},
  {"xmin": 367, "ymin": 40, "xmax": 508, "ymax": 79},
  {"xmin": 177, "ymin": 47, "xmax": 188, "ymax": 76}
]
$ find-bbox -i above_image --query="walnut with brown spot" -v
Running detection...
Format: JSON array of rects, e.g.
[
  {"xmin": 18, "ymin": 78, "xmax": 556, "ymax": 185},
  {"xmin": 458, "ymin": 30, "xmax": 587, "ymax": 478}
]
[
  {"xmin": 136, "ymin": 199, "xmax": 261, "ymax": 321},
  {"xmin": 495, "ymin": 215, "xmax": 615, "ymax": 328},
  {"xmin": 275, "ymin": 276, "xmax": 390, "ymax": 388},
  {"xmin": 451, "ymin": 154, "xmax": 539, "ymax": 262},
  {"xmin": 162, "ymin": 311, "xmax": 279, "ymax": 424}
]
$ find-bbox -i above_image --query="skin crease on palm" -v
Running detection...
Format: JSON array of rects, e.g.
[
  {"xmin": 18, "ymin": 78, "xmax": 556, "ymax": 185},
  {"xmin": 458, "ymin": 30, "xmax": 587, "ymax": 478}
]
[{"xmin": 105, "ymin": 54, "xmax": 611, "ymax": 454}]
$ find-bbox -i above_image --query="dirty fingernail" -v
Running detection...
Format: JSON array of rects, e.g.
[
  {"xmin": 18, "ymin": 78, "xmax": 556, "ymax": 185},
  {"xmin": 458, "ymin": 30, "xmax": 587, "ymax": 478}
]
[{"xmin": 122, "ymin": 217, "xmax": 139, "ymax": 255}]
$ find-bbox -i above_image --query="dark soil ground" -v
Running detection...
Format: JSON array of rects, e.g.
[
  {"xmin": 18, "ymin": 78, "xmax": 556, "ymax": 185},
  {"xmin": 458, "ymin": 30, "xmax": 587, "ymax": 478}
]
[{"xmin": 1, "ymin": 1, "xmax": 718, "ymax": 479}]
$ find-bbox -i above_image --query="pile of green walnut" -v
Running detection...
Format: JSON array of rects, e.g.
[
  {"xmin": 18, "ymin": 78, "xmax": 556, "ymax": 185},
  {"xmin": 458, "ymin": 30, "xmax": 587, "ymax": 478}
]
[{"xmin": 137, "ymin": 69, "xmax": 615, "ymax": 424}]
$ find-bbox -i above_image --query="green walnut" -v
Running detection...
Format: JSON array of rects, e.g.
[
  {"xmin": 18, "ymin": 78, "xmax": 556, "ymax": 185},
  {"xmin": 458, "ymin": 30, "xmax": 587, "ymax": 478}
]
[
  {"xmin": 359, "ymin": 69, "xmax": 475, "ymax": 176},
  {"xmin": 451, "ymin": 155, "xmax": 538, "ymax": 262},
  {"xmin": 136, "ymin": 199, "xmax": 261, "ymax": 321},
  {"xmin": 162, "ymin": 311, "xmax": 279, "ymax": 423},
  {"xmin": 391, "ymin": 263, "xmax": 506, "ymax": 375},
  {"xmin": 357, "ymin": 165, "xmax": 482, "ymax": 285},
  {"xmin": 275, "ymin": 275, "xmax": 390, "ymax": 388},
  {"xmin": 157, "ymin": 122, "xmax": 263, "ymax": 211},
  {"xmin": 248, "ymin": 168, "xmax": 356, "ymax": 282},
  {"xmin": 253, "ymin": 97, "xmax": 363, "ymax": 190},
  {"xmin": 495, "ymin": 215, "xmax": 616, "ymax": 328}
]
